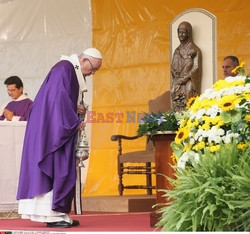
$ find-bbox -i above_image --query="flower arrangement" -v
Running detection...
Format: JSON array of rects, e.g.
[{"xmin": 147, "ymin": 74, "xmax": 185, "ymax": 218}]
[
  {"xmin": 137, "ymin": 111, "xmax": 179, "ymax": 137},
  {"xmin": 171, "ymin": 62, "xmax": 250, "ymax": 169},
  {"xmin": 156, "ymin": 62, "xmax": 250, "ymax": 231}
]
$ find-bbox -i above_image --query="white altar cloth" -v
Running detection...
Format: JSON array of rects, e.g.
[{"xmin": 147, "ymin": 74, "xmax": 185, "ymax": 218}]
[{"xmin": 0, "ymin": 121, "xmax": 26, "ymax": 213}]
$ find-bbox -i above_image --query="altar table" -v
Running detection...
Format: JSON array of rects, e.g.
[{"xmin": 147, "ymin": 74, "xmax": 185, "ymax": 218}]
[
  {"xmin": 153, "ymin": 133, "xmax": 176, "ymax": 205},
  {"xmin": 150, "ymin": 132, "xmax": 176, "ymax": 226},
  {"xmin": 0, "ymin": 121, "xmax": 26, "ymax": 215}
]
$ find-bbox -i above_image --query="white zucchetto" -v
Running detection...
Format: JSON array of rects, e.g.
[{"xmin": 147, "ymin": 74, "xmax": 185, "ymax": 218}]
[{"xmin": 83, "ymin": 48, "xmax": 102, "ymax": 59}]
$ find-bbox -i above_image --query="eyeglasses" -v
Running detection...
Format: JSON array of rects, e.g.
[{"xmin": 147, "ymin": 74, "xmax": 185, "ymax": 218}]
[{"xmin": 87, "ymin": 59, "xmax": 98, "ymax": 72}]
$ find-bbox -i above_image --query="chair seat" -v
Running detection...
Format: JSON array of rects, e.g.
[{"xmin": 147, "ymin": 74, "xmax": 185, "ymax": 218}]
[{"xmin": 119, "ymin": 150, "xmax": 155, "ymax": 163}]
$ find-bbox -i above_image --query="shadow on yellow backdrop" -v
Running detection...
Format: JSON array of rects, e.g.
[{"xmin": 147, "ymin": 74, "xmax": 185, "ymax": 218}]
[{"xmin": 83, "ymin": 0, "xmax": 250, "ymax": 196}]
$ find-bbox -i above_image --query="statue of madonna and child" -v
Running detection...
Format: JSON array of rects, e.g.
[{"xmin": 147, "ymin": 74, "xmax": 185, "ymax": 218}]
[{"xmin": 170, "ymin": 21, "xmax": 202, "ymax": 112}]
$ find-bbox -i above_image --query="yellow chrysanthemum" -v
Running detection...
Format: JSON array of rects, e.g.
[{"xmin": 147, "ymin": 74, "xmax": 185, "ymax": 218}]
[
  {"xmin": 211, "ymin": 116, "xmax": 222, "ymax": 125},
  {"xmin": 179, "ymin": 118, "xmax": 188, "ymax": 129},
  {"xmin": 209, "ymin": 144, "xmax": 221, "ymax": 152},
  {"xmin": 245, "ymin": 114, "xmax": 250, "ymax": 122},
  {"xmin": 193, "ymin": 141, "xmax": 205, "ymax": 151},
  {"xmin": 213, "ymin": 80, "xmax": 227, "ymax": 91},
  {"xmin": 203, "ymin": 116, "xmax": 213, "ymax": 127},
  {"xmin": 215, "ymin": 120, "xmax": 224, "ymax": 128},
  {"xmin": 213, "ymin": 80, "xmax": 245, "ymax": 92},
  {"xmin": 199, "ymin": 98, "xmax": 215, "ymax": 110},
  {"xmin": 193, "ymin": 118, "xmax": 199, "ymax": 127},
  {"xmin": 242, "ymin": 91, "xmax": 250, "ymax": 100},
  {"xmin": 185, "ymin": 118, "xmax": 198, "ymax": 129},
  {"xmin": 189, "ymin": 98, "xmax": 202, "ymax": 112},
  {"xmin": 187, "ymin": 119, "xmax": 197, "ymax": 130},
  {"xmin": 237, "ymin": 142, "xmax": 249, "ymax": 150},
  {"xmin": 201, "ymin": 123, "xmax": 210, "ymax": 130},
  {"xmin": 184, "ymin": 144, "xmax": 192, "ymax": 152}
]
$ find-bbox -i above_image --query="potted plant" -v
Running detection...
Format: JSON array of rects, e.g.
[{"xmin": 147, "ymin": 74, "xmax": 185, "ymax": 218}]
[{"xmin": 137, "ymin": 111, "xmax": 180, "ymax": 137}]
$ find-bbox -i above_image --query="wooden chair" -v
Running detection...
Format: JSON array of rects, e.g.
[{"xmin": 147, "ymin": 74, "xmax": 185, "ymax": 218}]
[{"xmin": 111, "ymin": 91, "xmax": 170, "ymax": 195}]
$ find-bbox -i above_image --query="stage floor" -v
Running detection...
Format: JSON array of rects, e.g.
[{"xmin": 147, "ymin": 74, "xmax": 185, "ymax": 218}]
[
  {"xmin": 0, "ymin": 195, "xmax": 159, "ymax": 232},
  {"xmin": 81, "ymin": 194, "xmax": 156, "ymax": 212},
  {"xmin": 0, "ymin": 211, "xmax": 160, "ymax": 232}
]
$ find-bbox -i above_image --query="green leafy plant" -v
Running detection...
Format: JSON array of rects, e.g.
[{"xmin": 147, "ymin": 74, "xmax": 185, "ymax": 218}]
[
  {"xmin": 137, "ymin": 111, "xmax": 179, "ymax": 137},
  {"xmin": 156, "ymin": 141, "xmax": 250, "ymax": 231}
]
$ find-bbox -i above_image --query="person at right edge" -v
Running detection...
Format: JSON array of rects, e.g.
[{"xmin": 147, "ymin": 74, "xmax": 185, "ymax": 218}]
[
  {"xmin": 16, "ymin": 48, "xmax": 103, "ymax": 228},
  {"xmin": 222, "ymin": 55, "xmax": 239, "ymax": 78}
]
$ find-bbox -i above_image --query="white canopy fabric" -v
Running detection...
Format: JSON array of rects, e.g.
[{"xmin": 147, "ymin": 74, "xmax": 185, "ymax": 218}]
[
  {"xmin": 0, "ymin": 0, "xmax": 93, "ymax": 189},
  {"xmin": 0, "ymin": 0, "xmax": 92, "ymax": 105}
]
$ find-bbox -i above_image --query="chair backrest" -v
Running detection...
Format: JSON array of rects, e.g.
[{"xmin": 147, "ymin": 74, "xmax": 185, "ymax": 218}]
[
  {"xmin": 148, "ymin": 90, "xmax": 171, "ymax": 113},
  {"xmin": 145, "ymin": 91, "xmax": 171, "ymax": 151}
]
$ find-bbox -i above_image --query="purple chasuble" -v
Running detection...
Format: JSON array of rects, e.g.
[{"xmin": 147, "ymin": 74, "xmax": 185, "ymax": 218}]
[
  {"xmin": 0, "ymin": 98, "xmax": 33, "ymax": 121},
  {"xmin": 16, "ymin": 60, "xmax": 82, "ymax": 213}
]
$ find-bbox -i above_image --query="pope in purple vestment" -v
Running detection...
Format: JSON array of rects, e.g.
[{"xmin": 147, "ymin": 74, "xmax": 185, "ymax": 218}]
[
  {"xmin": 16, "ymin": 49, "xmax": 103, "ymax": 227},
  {"xmin": 17, "ymin": 60, "xmax": 82, "ymax": 213}
]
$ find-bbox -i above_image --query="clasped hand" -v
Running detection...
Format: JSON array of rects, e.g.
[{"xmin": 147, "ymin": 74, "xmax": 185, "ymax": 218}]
[{"xmin": 3, "ymin": 108, "xmax": 14, "ymax": 121}]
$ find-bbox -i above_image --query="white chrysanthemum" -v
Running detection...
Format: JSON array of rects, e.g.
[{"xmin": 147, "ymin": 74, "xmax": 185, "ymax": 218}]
[
  {"xmin": 189, "ymin": 137, "xmax": 195, "ymax": 145},
  {"xmin": 235, "ymin": 103, "xmax": 241, "ymax": 108},
  {"xmin": 189, "ymin": 130, "xmax": 195, "ymax": 138},
  {"xmin": 193, "ymin": 108, "xmax": 206, "ymax": 119},
  {"xmin": 211, "ymin": 136, "xmax": 222, "ymax": 144},
  {"xmin": 225, "ymin": 75, "xmax": 246, "ymax": 82},
  {"xmin": 202, "ymin": 88, "xmax": 214, "ymax": 99},
  {"xmin": 194, "ymin": 128, "xmax": 204, "ymax": 141},
  {"xmin": 193, "ymin": 152, "xmax": 200, "ymax": 163},
  {"xmin": 205, "ymin": 105, "xmax": 221, "ymax": 118},
  {"xmin": 222, "ymin": 132, "xmax": 240, "ymax": 144},
  {"xmin": 177, "ymin": 151, "xmax": 199, "ymax": 169},
  {"xmin": 201, "ymin": 77, "xmax": 248, "ymax": 101},
  {"xmin": 202, "ymin": 130, "xmax": 210, "ymax": 138},
  {"xmin": 189, "ymin": 112, "xmax": 196, "ymax": 120},
  {"xmin": 198, "ymin": 136, "xmax": 204, "ymax": 142},
  {"xmin": 241, "ymin": 100, "xmax": 250, "ymax": 108},
  {"xmin": 220, "ymin": 86, "xmax": 248, "ymax": 96},
  {"xmin": 177, "ymin": 152, "xmax": 189, "ymax": 169},
  {"xmin": 207, "ymin": 126, "xmax": 225, "ymax": 144}
]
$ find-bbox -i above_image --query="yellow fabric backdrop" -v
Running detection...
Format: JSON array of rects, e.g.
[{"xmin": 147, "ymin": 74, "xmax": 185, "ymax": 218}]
[{"xmin": 83, "ymin": 0, "xmax": 250, "ymax": 196}]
